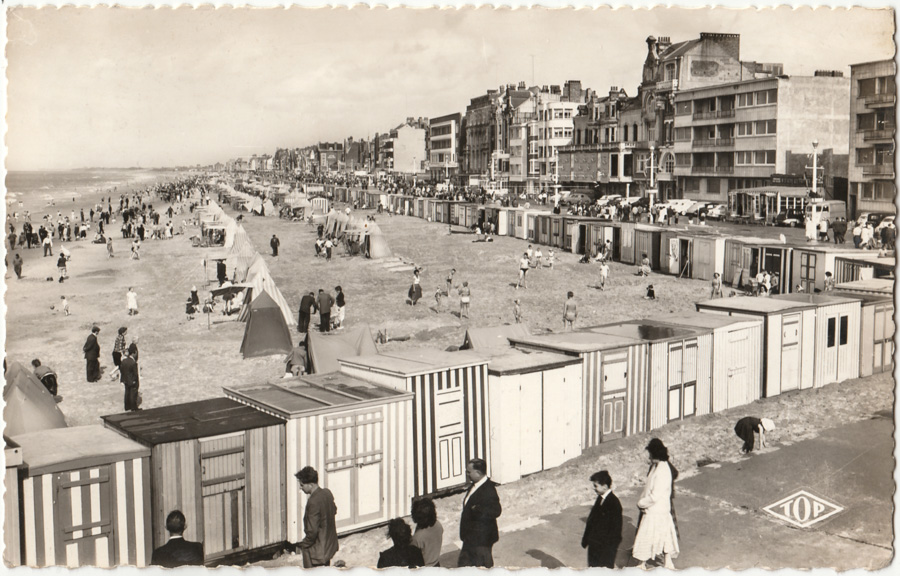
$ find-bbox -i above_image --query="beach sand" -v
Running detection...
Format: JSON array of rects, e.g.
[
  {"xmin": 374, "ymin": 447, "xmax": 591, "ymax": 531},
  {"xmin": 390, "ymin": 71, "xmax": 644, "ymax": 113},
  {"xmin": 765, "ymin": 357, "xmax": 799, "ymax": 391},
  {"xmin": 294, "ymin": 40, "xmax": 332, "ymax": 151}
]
[{"xmin": 4, "ymin": 195, "xmax": 891, "ymax": 568}]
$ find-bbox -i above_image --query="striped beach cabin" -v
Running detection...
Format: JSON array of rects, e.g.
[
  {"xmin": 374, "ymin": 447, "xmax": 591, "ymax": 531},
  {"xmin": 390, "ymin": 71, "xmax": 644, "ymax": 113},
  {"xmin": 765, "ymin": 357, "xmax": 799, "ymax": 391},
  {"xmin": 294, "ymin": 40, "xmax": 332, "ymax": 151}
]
[
  {"xmin": 337, "ymin": 349, "xmax": 490, "ymax": 497},
  {"xmin": 224, "ymin": 372, "xmax": 413, "ymax": 543},
  {"xmin": 4, "ymin": 437, "xmax": 23, "ymax": 567},
  {"xmin": 12, "ymin": 426, "xmax": 152, "ymax": 568},
  {"xmin": 508, "ymin": 331, "xmax": 648, "ymax": 448},
  {"xmin": 102, "ymin": 398, "xmax": 286, "ymax": 565}
]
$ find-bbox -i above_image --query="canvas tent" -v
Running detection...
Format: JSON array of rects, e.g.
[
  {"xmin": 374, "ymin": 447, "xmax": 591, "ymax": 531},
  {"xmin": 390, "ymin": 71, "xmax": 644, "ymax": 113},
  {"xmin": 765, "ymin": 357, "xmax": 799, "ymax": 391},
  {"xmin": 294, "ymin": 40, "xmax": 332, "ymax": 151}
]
[
  {"xmin": 364, "ymin": 221, "xmax": 392, "ymax": 259},
  {"xmin": 462, "ymin": 324, "xmax": 532, "ymax": 354},
  {"xmin": 307, "ymin": 325, "xmax": 378, "ymax": 374},
  {"xmin": 239, "ymin": 254, "xmax": 294, "ymax": 326},
  {"xmin": 3, "ymin": 360, "xmax": 68, "ymax": 437},
  {"xmin": 240, "ymin": 291, "xmax": 294, "ymax": 358}
]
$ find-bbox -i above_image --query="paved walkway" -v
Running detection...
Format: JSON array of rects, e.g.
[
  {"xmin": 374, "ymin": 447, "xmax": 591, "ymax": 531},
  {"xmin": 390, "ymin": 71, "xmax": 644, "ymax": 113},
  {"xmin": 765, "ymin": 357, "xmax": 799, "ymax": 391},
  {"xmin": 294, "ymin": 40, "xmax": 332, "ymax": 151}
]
[{"xmin": 438, "ymin": 413, "xmax": 894, "ymax": 570}]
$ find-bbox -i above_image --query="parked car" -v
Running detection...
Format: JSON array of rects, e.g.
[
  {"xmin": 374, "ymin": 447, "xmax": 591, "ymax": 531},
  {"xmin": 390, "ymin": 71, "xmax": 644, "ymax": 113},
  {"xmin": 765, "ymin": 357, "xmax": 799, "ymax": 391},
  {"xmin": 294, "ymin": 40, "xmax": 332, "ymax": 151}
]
[
  {"xmin": 857, "ymin": 212, "xmax": 893, "ymax": 227},
  {"xmin": 563, "ymin": 192, "xmax": 595, "ymax": 205},
  {"xmin": 874, "ymin": 215, "xmax": 895, "ymax": 235},
  {"xmin": 775, "ymin": 209, "xmax": 805, "ymax": 227},
  {"xmin": 706, "ymin": 204, "xmax": 728, "ymax": 220},
  {"xmin": 684, "ymin": 202, "xmax": 717, "ymax": 218},
  {"xmin": 661, "ymin": 199, "xmax": 695, "ymax": 215}
]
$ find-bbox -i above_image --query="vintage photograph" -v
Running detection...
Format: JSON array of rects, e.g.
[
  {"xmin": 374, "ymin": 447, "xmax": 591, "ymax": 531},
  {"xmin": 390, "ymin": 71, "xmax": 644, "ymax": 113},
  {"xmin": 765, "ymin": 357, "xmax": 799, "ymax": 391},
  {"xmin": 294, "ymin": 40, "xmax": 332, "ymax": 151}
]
[{"xmin": 2, "ymin": 3, "xmax": 896, "ymax": 571}]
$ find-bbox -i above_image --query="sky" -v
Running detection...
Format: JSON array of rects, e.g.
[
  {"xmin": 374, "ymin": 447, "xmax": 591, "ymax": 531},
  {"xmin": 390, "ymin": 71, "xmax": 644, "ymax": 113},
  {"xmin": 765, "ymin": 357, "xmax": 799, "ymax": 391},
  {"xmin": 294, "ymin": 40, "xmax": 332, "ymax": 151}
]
[{"xmin": 4, "ymin": 3, "xmax": 896, "ymax": 171}]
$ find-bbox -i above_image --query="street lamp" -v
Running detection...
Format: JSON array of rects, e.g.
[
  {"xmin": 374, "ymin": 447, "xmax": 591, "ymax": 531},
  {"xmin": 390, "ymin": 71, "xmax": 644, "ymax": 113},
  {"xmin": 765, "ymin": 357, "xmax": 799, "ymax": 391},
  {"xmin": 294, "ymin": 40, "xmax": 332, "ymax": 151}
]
[{"xmin": 811, "ymin": 140, "xmax": 819, "ymax": 197}]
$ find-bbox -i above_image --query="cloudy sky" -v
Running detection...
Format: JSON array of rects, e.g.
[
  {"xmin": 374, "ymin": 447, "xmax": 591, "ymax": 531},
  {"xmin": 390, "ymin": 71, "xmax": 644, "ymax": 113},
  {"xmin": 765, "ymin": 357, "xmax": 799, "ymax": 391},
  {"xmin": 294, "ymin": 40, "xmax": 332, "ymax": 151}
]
[{"xmin": 5, "ymin": 4, "xmax": 895, "ymax": 171}]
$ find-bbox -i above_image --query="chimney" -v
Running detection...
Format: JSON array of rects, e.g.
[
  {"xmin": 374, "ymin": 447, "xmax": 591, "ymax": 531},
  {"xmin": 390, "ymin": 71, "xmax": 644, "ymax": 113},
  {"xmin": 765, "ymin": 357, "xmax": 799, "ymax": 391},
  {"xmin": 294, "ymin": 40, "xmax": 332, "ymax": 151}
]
[
  {"xmin": 518, "ymin": 81, "xmax": 526, "ymax": 90},
  {"xmin": 657, "ymin": 36, "xmax": 672, "ymax": 52},
  {"xmin": 814, "ymin": 70, "xmax": 844, "ymax": 77},
  {"xmin": 609, "ymin": 86, "xmax": 619, "ymax": 100}
]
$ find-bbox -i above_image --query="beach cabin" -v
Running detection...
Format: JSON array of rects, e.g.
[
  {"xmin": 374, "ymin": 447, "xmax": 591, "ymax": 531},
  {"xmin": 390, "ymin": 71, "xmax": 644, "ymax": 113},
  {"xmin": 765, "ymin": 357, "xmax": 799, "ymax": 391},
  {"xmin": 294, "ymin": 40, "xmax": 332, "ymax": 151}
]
[
  {"xmin": 12, "ymin": 426, "xmax": 152, "ymax": 568},
  {"xmin": 4, "ymin": 437, "xmax": 23, "ymax": 567},
  {"xmin": 102, "ymin": 399, "xmax": 286, "ymax": 565},
  {"xmin": 224, "ymin": 373, "xmax": 413, "ymax": 543},
  {"xmin": 634, "ymin": 225, "xmax": 663, "ymax": 270},
  {"xmin": 832, "ymin": 287, "xmax": 894, "ymax": 377},
  {"xmin": 482, "ymin": 205, "xmax": 508, "ymax": 236},
  {"xmin": 508, "ymin": 331, "xmax": 648, "ymax": 448},
  {"xmin": 534, "ymin": 213, "xmax": 552, "ymax": 245},
  {"xmin": 506, "ymin": 207, "xmax": 527, "ymax": 239},
  {"xmin": 650, "ymin": 313, "xmax": 765, "ymax": 413},
  {"xmin": 586, "ymin": 321, "xmax": 713, "ymax": 433},
  {"xmin": 788, "ymin": 244, "xmax": 863, "ymax": 293},
  {"xmin": 337, "ymin": 349, "xmax": 490, "ymax": 497},
  {"xmin": 460, "ymin": 326, "xmax": 582, "ymax": 485},
  {"xmin": 833, "ymin": 252, "xmax": 895, "ymax": 283},
  {"xmin": 697, "ymin": 293, "xmax": 861, "ymax": 396},
  {"xmin": 688, "ymin": 232, "xmax": 726, "ymax": 281},
  {"xmin": 723, "ymin": 237, "xmax": 792, "ymax": 290},
  {"xmin": 618, "ymin": 222, "xmax": 636, "ymax": 264}
]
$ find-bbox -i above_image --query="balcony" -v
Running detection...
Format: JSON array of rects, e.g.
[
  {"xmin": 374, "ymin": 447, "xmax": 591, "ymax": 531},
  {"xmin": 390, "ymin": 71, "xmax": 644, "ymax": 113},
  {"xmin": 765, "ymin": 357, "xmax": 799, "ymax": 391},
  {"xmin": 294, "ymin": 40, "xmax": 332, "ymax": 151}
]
[
  {"xmin": 862, "ymin": 164, "xmax": 895, "ymax": 177},
  {"xmin": 716, "ymin": 165, "xmax": 735, "ymax": 174},
  {"xmin": 863, "ymin": 127, "xmax": 895, "ymax": 141},
  {"xmin": 864, "ymin": 93, "xmax": 896, "ymax": 107},
  {"xmin": 656, "ymin": 79, "xmax": 679, "ymax": 92},
  {"xmin": 692, "ymin": 138, "xmax": 734, "ymax": 148},
  {"xmin": 692, "ymin": 110, "xmax": 736, "ymax": 121},
  {"xmin": 691, "ymin": 166, "xmax": 716, "ymax": 174}
]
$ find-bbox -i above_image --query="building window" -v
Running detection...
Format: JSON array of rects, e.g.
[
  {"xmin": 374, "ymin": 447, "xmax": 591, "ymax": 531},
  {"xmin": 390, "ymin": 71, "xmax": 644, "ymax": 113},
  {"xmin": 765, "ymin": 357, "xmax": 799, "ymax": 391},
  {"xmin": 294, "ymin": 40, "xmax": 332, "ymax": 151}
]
[
  {"xmin": 875, "ymin": 145, "xmax": 894, "ymax": 166},
  {"xmin": 633, "ymin": 124, "xmax": 639, "ymax": 142},
  {"xmin": 756, "ymin": 89, "xmax": 778, "ymax": 105},
  {"xmin": 801, "ymin": 253, "xmax": 817, "ymax": 292},
  {"xmin": 856, "ymin": 148, "xmax": 875, "ymax": 165},
  {"xmin": 676, "ymin": 101, "xmax": 692, "ymax": 115},
  {"xmin": 707, "ymin": 178, "xmax": 721, "ymax": 195},
  {"xmin": 858, "ymin": 78, "xmax": 876, "ymax": 97},
  {"xmin": 675, "ymin": 153, "xmax": 692, "ymax": 167},
  {"xmin": 737, "ymin": 93, "xmax": 753, "ymax": 107},
  {"xmin": 623, "ymin": 125, "xmax": 629, "ymax": 141},
  {"xmin": 754, "ymin": 120, "xmax": 777, "ymax": 135},
  {"xmin": 735, "ymin": 151, "xmax": 753, "ymax": 165},
  {"xmin": 675, "ymin": 127, "xmax": 692, "ymax": 141},
  {"xmin": 754, "ymin": 150, "xmax": 776, "ymax": 165}
]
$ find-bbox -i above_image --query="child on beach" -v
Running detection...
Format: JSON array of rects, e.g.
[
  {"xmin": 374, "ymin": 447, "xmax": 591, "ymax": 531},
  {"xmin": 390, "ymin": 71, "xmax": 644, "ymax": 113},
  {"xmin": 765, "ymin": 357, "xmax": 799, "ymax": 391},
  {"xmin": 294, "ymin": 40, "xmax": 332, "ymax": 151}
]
[
  {"xmin": 547, "ymin": 249, "xmax": 555, "ymax": 270},
  {"xmin": 711, "ymin": 273, "xmax": 723, "ymax": 298},
  {"xmin": 59, "ymin": 295, "xmax": 69, "ymax": 316},
  {"xmin": 598, "ymin": 262, "xmax": 610, "ymax": 290},
  {"xmin": 186, "ymin": 297, "xmax": 196, "ymax": 320},
  {"xmin": 434, "ymin": 287, "xmax": 443, "ymax": 310},
  {"xmin": 514, "ymin": 299, "xmax": 522, "ymax": 324},
  {"xmin": 644, "ymin": 285, "xmax": 657, "ymax": 300}
]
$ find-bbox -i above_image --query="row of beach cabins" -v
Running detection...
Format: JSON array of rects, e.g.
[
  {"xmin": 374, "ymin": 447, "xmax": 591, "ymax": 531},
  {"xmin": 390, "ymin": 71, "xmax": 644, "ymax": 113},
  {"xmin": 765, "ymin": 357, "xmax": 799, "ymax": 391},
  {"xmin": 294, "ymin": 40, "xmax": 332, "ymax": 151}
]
[{"xmin": 3, "ymin": 183, "xmax": 894, "ymax": 568}]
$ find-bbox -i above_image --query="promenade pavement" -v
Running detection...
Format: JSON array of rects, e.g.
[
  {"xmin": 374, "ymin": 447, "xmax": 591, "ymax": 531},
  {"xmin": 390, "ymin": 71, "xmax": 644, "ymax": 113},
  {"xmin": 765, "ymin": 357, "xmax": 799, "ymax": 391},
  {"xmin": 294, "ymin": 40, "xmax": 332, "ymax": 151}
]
[{"xmin": 437, "ymin": 413, "xmax": 893, "ymax": 570}]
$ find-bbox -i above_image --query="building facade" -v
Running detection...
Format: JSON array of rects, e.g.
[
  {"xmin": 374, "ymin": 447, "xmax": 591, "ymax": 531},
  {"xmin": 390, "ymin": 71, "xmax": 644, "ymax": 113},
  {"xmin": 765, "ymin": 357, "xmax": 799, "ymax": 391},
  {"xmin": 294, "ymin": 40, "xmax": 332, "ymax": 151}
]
[
  {"xmin": 672, "ymin": 74, "xmax": 850, "ymax": 203},
  {"xmin": 428, "ymin": 113, "xmax": 462, "ymax": 183},
  {"xmin": 848, "ymin": 59, "xmax": 896, "ymax": 218},
  {"xmin": 390, "ymin": 122, "xmax": 427, "ymax": 175}
]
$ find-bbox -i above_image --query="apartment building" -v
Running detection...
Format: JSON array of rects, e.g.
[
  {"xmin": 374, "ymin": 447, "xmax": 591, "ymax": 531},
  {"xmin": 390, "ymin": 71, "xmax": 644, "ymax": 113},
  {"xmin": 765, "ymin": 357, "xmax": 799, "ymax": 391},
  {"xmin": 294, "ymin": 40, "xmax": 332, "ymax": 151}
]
[
  {"xmin": 672, "ymin": 74, "xmax": 850, "ymax": 203},
  {"xmin": 428, "ymin": 113, "xmax": 462, "ymax": 183},
  {"xmin": 390, "ymin": 123, "xmax": 427, "ymax": 175},
  {"xmin": 317, "ymin": 142, "xmax": 344, "ymax": 173},
  {"xmin": 848, "ymin": 59, "xmax": 896, "ymax": 218}
]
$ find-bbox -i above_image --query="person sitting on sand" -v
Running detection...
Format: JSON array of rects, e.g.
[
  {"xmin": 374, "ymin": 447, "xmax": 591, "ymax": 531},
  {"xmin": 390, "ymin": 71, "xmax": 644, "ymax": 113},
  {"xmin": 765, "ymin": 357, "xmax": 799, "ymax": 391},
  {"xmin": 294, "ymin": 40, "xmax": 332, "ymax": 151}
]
[{"xmin": 644, "ymin": 285, "xmax": 657, "ymax": 300}]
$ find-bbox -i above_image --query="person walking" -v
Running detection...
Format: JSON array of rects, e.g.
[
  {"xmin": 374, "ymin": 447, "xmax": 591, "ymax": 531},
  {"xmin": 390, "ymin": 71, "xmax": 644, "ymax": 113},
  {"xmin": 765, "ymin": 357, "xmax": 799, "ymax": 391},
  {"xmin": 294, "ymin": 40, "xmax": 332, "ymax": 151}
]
[
  {"xmin": 295, "ymin": 467, "xmax": 339, "ymax": 568},
  {"xmin": 818, "ymin": 218, "xmax": 830, "ymax": 242},
  {"xmin": 334, "ymin": 286, "xmax": 345, "ymax": 329},
  {"xmin": 632, "ymin": 438, "xmax": 679, "ymax": 570},
  {"xmin": 298, "ymin": 291, "xmax": 318, "ymax": 333},
  {"xmin": 110, "ymin": 326, "xmax": 128, "ymax": 380},
  {"xmin": 317, "ymin": 288, "xmax": 334, "ymax": 332},
  {"xmin": 131, "ymin": 237, "xmax": 141, "ymax": 260},
  {"xmin": 563, "ymin": 291, "xmax": 578, "ymax": 331},
  {"xmin": 127, "ymin": 287, "xmax": 139, "ymax": 316},
  {"xmin": 582, "ymin": 470, "xmax": 623, "ymax": 568},
  {"xmin": 270, "ymin": 234, "xmax": 280, "ymax": 257},
  {"xmin": 598, "ymin": 261, "xmax": 610, "ymax": 290},
  {"xmin": 377, "ymin": 518, "xmax": 425, "ymax": 568},
  {"xmin": 710, "ymin": 273, "xmax": 723, "ymax": 298},
  {"xmin": 410, "ymin": 497, "xmax": 443, "ymax": 568},
  {"xmin": 832, "ymin": 217, "xmax": 847, "ymax": 244},
  {"xmin": 734, "ymin": 417, "xmax": 775, "ymax": 454},
  {"xmin": 83, "ymin": 325, "xmax": 102, "ymax": 382},
  {"xmin": 150, "ymin": 510, "xmax": 204, "ymax": 568},
  {"xmin": 59, "ymin": 295, "xmax": 70, "ymax": 316},
  {"xmin": 57, "ymin": 252, "xmax": 67, "ymax": 282},
  {"xmin": 446, "ymin": 269, "xmax": 456, "ymax": 296},
  {"xmin": 120, "ymin": 347, "xmax": 140, "ymax": 412},
  {"xmin": 516, "ymin": 252, "xmax": 530, "ymax": 289},
  {"xmin": 408, "ymin": 268, "xmax": 423, "ymax": 306},
  {"xmin": 12, "ymin": 253, "xmax": 23, "ymax": 279},
  {"xmin": 458, "ymin": 281, "xmax": 471, "ymax": 319},
  {"xmin": 42, "ymin": 234, "xmax": 53, "ymax": 257},
  {"xmin": 458, "ymin": 458, "xmax": 502, "ymax": 568}
]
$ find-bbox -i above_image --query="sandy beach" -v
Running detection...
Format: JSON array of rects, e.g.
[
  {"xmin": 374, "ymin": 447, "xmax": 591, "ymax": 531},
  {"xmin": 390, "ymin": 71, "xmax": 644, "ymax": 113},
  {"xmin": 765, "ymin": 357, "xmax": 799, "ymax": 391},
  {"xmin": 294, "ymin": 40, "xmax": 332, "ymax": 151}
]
[{"xmin": 3, "ymin": 190, "xmax": 892, "ymax": 567}]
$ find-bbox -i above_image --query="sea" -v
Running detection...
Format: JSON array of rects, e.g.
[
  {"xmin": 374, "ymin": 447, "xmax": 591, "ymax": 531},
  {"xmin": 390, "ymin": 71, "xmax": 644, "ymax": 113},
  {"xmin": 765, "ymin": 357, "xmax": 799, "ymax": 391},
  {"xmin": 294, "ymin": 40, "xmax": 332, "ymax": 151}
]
[{"xmin": 4, "ymin": 169, "xmax": 181, "ymax": 218}]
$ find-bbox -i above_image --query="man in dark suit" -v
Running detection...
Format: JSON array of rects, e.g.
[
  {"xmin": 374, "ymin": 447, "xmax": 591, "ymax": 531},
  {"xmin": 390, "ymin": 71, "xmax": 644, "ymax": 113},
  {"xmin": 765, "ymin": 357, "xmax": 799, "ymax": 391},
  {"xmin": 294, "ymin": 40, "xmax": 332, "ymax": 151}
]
[
  {"xmin": 298, "ymin": 291, "xmax": 318, "ymax": 333},
  {"xmin": 458, "ymin": 458, "xmax": 502, "ymax": 568},
  {"xmin": 119, "ymin": 347, "xmax": 140, "ymax": 411},
  {"xmin": 296, "ymin": 466, "xmax": 339, "ymax": 568},
  {"xmin": 581, "ymin": 470, "xmax": 623, "ymax": 568},
  {"xmin": 151, "ymin": 510, "xmax": 204, "ymax": 568},
  {"xmin": 82, "ymin": 325, "xmax": 101, "ymax": 382}
]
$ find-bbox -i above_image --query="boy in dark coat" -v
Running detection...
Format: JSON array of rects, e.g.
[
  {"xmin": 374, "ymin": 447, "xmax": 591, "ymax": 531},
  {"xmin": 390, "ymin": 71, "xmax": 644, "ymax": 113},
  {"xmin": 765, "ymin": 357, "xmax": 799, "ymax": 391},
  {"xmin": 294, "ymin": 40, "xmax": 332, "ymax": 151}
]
[{"xmin": 582, "ymin": 470, "xmax": 623, "ymax": 568}]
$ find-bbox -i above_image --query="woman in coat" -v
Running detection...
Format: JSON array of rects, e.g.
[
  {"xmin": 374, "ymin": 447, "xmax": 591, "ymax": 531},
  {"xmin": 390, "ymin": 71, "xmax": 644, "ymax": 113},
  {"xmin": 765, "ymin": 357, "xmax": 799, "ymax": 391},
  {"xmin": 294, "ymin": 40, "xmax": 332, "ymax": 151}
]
[{"xmin": 632, "ymin": 438, "xmax": 679, "ymax": 570}]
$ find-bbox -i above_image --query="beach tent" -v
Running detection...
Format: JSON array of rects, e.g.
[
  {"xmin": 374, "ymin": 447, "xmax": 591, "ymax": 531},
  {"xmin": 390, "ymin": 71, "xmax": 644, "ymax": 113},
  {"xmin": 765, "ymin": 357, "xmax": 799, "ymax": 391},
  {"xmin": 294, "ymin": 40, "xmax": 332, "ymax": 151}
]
[
  {"xmin": 223, "ymin": 218, "xmax": 239, "ymax": 250},
  {"xmin": 263, "ymin": 199, "xmax": 276, "ymax": 216},
  {"xmin": 3, "ymin": 361, "xmax": 68, "ymax": 437},
  {"xmin": 307, "ymin": 325, "xmax": 378, "ymax": 374},
  {"xmin": 364, "ymin": 221, "xmax": 392, "ymax": 259},
  {"xmin": 248, "ymin": 197, "xmax": 264, "ymax": 214},
  {"xmin": 240, "ymin": 255, "xmax": 294, "ymax": 326},
  {"xmin": 462, "ymin": 324, "xmax": 531, "ymax": 354},
  {"xmin": 240, "ymin": 292, "xmax": 293, "ymax": 358}
]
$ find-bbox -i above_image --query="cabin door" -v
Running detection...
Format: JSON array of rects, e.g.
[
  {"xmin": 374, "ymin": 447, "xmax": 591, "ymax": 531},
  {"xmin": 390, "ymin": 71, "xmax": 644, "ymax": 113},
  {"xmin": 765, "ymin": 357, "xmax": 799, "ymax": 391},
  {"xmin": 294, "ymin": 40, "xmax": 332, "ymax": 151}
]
[
  {"xmin": 873, "ymin": 304, "xmax": 894, "ymax": 373},
  {"xmin": 518, "ymin": 373, "xmax": 544, "ymax": 477},
  {"xmin": 780, "ymin": 313, "xmax": 802, "ymax": 393},
  {"xmin": 668, "ymin": 238, "xmax": 680, "ymax": 274},
  {"xmin": 433, "ymin": 384, "xmax": 467, "ymax": 491},
  {"xmin": 601, "ymin": 355, "xmax": 628, "ymax": 440},
  {"xmin": 823, "ymin": 313, "xmax": 851, "ymax": 384},
  {"xmin": 55, "ymin": 465, "xmax": 117, "ymax": 567},
  {"xmin": 667, "ymin": 340, "xmax": 698, "ymax": 421},
  {"xmin": 199, "ymin": 433, "xmax": 247, "ymax": 559},
  {"xmin": 324, "ymin": 408, "xmax": 386, "ymax": 530},
  {"xmin": 725, "ymin": 329, "xmax": 751, "ymax": 408}
]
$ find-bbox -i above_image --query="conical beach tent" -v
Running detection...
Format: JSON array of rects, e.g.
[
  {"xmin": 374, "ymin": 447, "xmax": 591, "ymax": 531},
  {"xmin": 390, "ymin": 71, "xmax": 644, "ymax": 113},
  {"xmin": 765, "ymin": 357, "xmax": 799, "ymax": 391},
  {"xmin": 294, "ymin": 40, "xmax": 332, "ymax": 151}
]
[
  {"xmin": 240, "ymin": 292, "xmax": 293, "ymax": 358},
  {"xmin": 461, "ymin": 324, "xmax": 531, "ymax": 354},
  {"xmin": 239, "ymin": 254, "xmax": 294, "ymax": 326},
  {"xmin": 307, "ymin": 325, "xmax": 378, "ymax": 374},
  {"xmin": 3, "ymin": 360, "xmax": 68, "ymax": 437},
  {"xmin": 364, "ymin": 221, "xmax": 392, "ymax": 259}
]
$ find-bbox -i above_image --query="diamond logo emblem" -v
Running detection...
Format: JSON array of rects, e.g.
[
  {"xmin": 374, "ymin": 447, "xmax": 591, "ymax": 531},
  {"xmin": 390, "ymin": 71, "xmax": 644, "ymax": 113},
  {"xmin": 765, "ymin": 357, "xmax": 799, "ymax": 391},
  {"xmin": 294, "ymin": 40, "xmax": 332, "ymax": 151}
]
[{"xmin": 763, "ymin": 490, "xmax": 844, "ymax": 529}]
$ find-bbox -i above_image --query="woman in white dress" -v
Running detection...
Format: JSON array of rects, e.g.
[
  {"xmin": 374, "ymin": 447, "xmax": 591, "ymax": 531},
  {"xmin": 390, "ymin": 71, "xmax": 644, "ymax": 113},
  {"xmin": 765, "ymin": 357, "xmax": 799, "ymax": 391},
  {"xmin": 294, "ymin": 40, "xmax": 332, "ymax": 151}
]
[{"xmin": 632, "ymin": 438, "xmax": 679, "ymax": 570}]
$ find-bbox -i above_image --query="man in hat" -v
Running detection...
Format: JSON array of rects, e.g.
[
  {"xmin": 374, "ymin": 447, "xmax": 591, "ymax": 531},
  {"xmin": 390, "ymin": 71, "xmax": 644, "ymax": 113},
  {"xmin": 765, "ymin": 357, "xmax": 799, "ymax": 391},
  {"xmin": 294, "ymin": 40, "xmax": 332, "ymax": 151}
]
[
  {"xmin": 270, "ymin": 234, "xmax": 280, "ymax": 257},
  {"xmin": 734, "ymin": 416, "xmax": 775, "ymax": 454},
  {"xmin": 83, "ymin": 325, "xmax": 102, "ymax": 382}
]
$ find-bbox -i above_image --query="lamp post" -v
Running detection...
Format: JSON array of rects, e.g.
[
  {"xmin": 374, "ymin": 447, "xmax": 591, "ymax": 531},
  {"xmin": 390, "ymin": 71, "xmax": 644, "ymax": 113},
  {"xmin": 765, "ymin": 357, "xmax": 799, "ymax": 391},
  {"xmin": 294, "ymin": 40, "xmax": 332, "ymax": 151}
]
[{"xmin": 811, "ymin": 139, "xmax": 819, "ymax": 197}]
